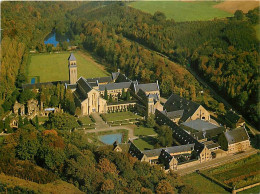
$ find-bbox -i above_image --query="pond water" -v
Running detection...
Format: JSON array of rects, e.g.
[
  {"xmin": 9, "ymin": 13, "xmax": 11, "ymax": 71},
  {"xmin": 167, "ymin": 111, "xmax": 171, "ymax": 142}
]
[
  {"xmin": 31, "ymin": 78, "xmax": 36, "ymax": 84},
  {"xmin": 99, "ymin": 133, "xmax": 123, "ymax": 145},
  {"xmin": 44, "ymin": 31, "xmax": 69, "ymax": 47}
]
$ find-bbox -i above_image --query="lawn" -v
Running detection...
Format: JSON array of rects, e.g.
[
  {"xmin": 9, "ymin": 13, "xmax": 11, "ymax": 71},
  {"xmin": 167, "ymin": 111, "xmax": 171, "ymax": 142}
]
[
  {"xmin": 101, "ymin": 111, "xmax": 142, "ymax": 122},
  {"xmin": 182, "ymin": 173, "xmax": 229, "ymax": 193},
  {"xmin": 28, "ymin": 51, "xmax": 109, "ymax": 83},
  {"xmin": 133, "ymin": 136, "xmax": 157, "ymax": 151},
  {"xmin": 134, "ymin": 126, "xmax": 157, "ymax": 136},
  {"xmin": 32, "ymin": 116, "xmax": 48, "ymax": 124},
  {"xmin": 129, "ymin": 1, "xmax": 232, "ymax": 22},
  {"xmin": 203, "ymin": 154, "xmax": 260, "ymax": 189},
  {"xmin": 79, "ymin": 116, "xmax": 94, "ymax": 125}
]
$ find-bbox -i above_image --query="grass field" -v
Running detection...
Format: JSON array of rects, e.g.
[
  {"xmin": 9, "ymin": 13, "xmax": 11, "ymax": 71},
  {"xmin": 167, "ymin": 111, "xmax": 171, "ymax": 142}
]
[
  {"xmin": 28, "ymin": 51, "xmax": 109, "ymax": 83},
  {"xmin": 129, "ymin": 1, "xmax": 232, "ymax": 22},
  {"xmin": 133, "ymin": 136, "xmax": 157, "ymax": 151},
  {"xmin": 182, "ymin": 173, "xmax": 229, "ymax": 193},
  {"xmin": 101, "ymin": 111, "xmax": 142, "ymax": 122},
  {"xmin": 79, "ymin": 116, "xmax": 94, "ymax": 125},
  {"xmin": 203, "ymin": 154, "xmax": 260, "ymax": 189},
  {"xmin": 134, "ymin": 126, "xmax": 157, "ymax": 136},
  {"xmin": 239, "ymin": 185, "xmax": 260, "ymax": 193},
  {"xmin": 214, "ymin": 1, "xmax": 259, "ymax": 14},
  {"xmin": 0, "ymin": 173, "xmax": 83, "ymax": 193}
]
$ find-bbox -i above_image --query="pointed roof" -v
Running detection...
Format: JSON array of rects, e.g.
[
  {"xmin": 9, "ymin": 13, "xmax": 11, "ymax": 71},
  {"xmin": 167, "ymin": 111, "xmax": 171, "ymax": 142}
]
[
  {"xmin": 224, "ymin": 127, "xmax": 249, "ymax": 145},
  {"xmin": 68, "ymin": 53, "xmax": 76, "ymax": 61}
]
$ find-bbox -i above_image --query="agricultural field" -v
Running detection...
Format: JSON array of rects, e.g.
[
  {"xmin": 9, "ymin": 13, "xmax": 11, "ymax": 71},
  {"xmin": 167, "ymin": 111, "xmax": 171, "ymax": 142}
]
[
  {"xmin": 214, "ymin": 0, "xmax": 259, "ymax": 14},
  {"xmin": 133, "ymin": 136, "xmax": 157, "ymax": 151},
  {"xmin": 239, "ymin": 185, "xmax": 260, "ymax": 194},
  {"xmin": 182, "ymin": 173, "xmax": 228, "ymax": 194},
  {"xmin": 134, "ymin": 126, "xmax": 157, "ymax": 136},
  {"xmin": 129, "ymin": 1, "xmax": 232, "ymax": 22},
  {"xmin": 202, "ymin": 154, "xmax": 260, "ymax": 189},
  {"xmin": 28, "ymin": 51, "xmax": 109, "ymax": 83},
  {"xmin": 101, "ymin": 111, "xmax": 142, "ymax": 122}
]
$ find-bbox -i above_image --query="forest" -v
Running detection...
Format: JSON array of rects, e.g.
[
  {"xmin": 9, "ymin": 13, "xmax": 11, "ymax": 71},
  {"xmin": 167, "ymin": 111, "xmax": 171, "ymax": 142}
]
[
  {"xmin": 0, "ymin": 123, "xmax": 197, "ymax": 193},
  {"xmin": 65, "ymin": 3, "xmax": 259, "ymax": 125}
]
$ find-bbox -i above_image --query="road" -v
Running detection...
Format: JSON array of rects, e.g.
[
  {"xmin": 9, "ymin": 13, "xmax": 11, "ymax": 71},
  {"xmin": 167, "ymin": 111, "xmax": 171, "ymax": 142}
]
[{"xmin": 177, "ymin": 148, "xmax": 258, "ymax": 176}]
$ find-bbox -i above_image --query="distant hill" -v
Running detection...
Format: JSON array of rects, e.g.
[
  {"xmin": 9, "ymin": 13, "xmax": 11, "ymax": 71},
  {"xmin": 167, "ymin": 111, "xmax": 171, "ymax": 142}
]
[{"xmin": 214, "ymin": 0, "xmax": 259, "ymax": 14}]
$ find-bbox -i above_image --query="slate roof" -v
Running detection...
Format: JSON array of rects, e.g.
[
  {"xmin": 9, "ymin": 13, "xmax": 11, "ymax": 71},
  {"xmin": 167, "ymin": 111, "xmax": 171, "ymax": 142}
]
[
  {"xmin": 99, "ymin": 82, "xmax": 131, "ymax": 91},
  {"xmin": 203, "ymin": 141, "xmax": 220, "ymax": 150},
  {"xmin": 128, "ymin": 142, "xmax": 144, "ymax": 160},
  {"xmin": 191, "ymin": 127, "xmax": 226, "ymax": 140},
  {"xmin": 68, "ymin": 53, "xmax": 76, "ymax": 61},
  {"xmin": 142, "ymin": 144, "xmax": 194, "ymax": 158},
  {"xmin": 112, "ymin": 72, "xmax": 120, "ymax": 81},
  {"xmin": 135, "ymin": 83, "xmax": 159, "ymax": 93},
  {"xmin": 181, "ymin": 120, "xmax": 219, "ymax": 132},
  {"xmin": 86, "ymin": 76, "xmax": 113, "ymax": 84},
  {"xmin": 113, "ymin": 141, "xmax": 131, "ymax": 152},
  {"xmin": 148, "ymin": 94, "xmax": 159, "ymax": 102},
  {"xmin": 165, "ymin": 144, "xmax": 195, "ymax": 154},
  {"xmin": 224, "ymin": 127, "xmax": 249, "ymax": 145},
  {"xmin": 66, "ymin": 83, "xmax": 77, "ymax": 90},
  {"xmin": 164, "ymin": 93, "xmax": 201, "ymax": 122},
  {"xmin": 226, "ymin": 110, "xmax": 244, "ymax": 124},
  {"xmin": 77, "ymin": 77, "xmax": 92, "ymax": 94},
  {"xmin": 163, "ymin": 110, "xmax": 184, "ymax": 120}
]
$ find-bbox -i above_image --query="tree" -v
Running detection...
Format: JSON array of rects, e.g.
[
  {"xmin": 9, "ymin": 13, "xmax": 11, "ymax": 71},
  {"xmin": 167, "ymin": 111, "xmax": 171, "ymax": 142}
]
[
  {"xmin": 4, "ymin": 117, "xmax": 11, "ymax": 133},
  {"xmin": 97, "ymin": 158, "xmax": 118, "ymax": 174},
  {"xmin": 61, "ymin": 41, "xmax": 69, "ymax": 50},
  {"xmin": 234, "ymin": 10, "xmax": 244, "ymax": 20},
  {"xmin": 46, "ymin": 43, "xmax": 53, "ymax": 52},
  {"xmin": 18, "ymin": 116, "xmax": 24, "ymax": 128},
  {"xmin": 15, "ymin": 73, "xmax": 27, "ymax": 88},
  {"xmin": 157, "ymin": 125, "xmax": 173, "ymax": 147},
  {"xmin": 104, "ymin": 87, "xmax": 108, "ymax": 100},
  {"xmin": 146, "ymin": 114, "xmax": 156, "ymax": 128},
  {"xmin": 101, "ymin": 179, "xmax": 114, "ymax": 191},
  {"xmin": 16, "ymin": 125, "xmax": 39, "ymax": 160},
  {"xmin": 218, "ymin": 103, "xmax": 226, "ymax": 114},
  {"xmin": 109, "ymin": 94, "xmax": 113, "ymax": 103},
  {"xmin": 35, "ymin": 115, "xmax": 39, "ymax": 130},
  {"xmin": 156, "ymin": 180, "xmax": 174, "ymax": 194},
  {"xmin": 126, "ymin": 90, "xmax": 131, "ymax": 101},
  {"xmin": 121, "ymin": 88, "xmax": 126, "ymax": 100},
  {"xmin": 153, "ymin": 11, "xmax": 166, "ymax": 22},
  {"xmin": 0, "ymin": 120, "xmax": 4, "ymax": 133},
  {"xmin": 19, "ymin": 89, "xmax": 35, "ymax": 104},
  {"xmin": 75, "ymin": 107, "xmax": 81, "ymax": 117},
  {"xmin": 50, "ymin": 95, "xmax": 59, "ymax": 107},
  {"xmin": 47, "ymin": 113, "xmax": 79, "ymax": 130}
]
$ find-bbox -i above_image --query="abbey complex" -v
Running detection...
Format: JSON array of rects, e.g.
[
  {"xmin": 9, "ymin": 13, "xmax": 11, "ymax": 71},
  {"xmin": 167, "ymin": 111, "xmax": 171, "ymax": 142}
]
[{"xmin": 17, "ymin": 53, "xmax": 252, "ymax": 171}]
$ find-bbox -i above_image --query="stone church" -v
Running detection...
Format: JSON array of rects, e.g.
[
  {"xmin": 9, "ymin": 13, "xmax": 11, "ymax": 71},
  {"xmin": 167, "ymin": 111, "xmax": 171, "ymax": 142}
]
[{"xmin": 65, "ymin": 53, "xmax": 163, "ymax": 116}]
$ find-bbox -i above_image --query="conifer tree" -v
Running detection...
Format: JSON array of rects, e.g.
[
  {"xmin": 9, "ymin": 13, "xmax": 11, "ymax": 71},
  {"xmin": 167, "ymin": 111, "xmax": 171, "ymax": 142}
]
[
  {"xmin": 121, "ymin": 88, "xmax": 126, "ymax": 100},
  {"xmin": 104, "ymin": 87, "xmax": 108, "ymax": 100},
  {"xmin": 126, "ymin": 90, "xmax": 130, "ymax": 101}
]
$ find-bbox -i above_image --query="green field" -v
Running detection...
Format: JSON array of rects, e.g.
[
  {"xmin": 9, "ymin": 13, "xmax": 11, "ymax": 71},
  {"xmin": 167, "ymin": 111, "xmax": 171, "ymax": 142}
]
[
  {"xmin": 79, "ymin": 116, "xmax": 94, "ymax": 125},
  {"xmin": 134, "ymin": 126, "xmax": 157, "ymax": 136},
  {"xmin": 28, "ymin": 52, "xmax": 109, "ymax": 83},
  {"xmin": 130, "ymin": 1, "xmax": 232, "ymax": 22},
  {"xmin": 133, "ymin": 136, "xmax": 157, "ymax": 151},
  {"xmin": 239, "ymin": 185, "xmax": 260, "ymax": 193},
  {"xmin": 101, "ymin": 111, "xmax": 142, "ymax": 122},
  {"xmin": 182, "ymin": 173, "xmax": 229, "ymax": 193}
]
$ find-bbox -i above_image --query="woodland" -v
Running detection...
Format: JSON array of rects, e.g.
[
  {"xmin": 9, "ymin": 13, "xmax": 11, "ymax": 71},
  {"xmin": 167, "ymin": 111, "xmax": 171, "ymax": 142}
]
[{"xmin": 0, "ymin": 1, "xmax": 259, "ymax": 192}]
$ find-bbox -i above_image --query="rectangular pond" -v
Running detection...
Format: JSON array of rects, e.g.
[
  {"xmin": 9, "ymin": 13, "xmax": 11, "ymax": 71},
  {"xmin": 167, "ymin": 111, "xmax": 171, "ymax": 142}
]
[{"xmin": 99, "ymin": 133, "xmax": 122, "ymax": 145}]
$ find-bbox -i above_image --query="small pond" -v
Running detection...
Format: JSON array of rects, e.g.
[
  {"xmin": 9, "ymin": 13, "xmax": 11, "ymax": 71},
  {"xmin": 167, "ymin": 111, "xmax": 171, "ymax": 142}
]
[
  {"xmin": 44, "ymin": 31, "xmax": 69, "ymax": 47},
  {"xmin": 31, "ymin": 77, "xmax": 36, "ymax": 84},
  {"xmin": 99, "ymin": 133, "xmax": 123, "ymax": 145}
]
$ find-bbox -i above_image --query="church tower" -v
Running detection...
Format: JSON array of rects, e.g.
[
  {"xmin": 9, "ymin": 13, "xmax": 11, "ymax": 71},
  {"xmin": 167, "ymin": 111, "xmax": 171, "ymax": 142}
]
[{"xmin": 68, "ymin": 53, "xmax": 77, "ymax": 84}]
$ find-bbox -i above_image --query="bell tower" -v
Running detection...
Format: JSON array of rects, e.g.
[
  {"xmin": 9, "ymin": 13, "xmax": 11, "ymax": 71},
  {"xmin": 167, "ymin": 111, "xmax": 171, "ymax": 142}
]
[{"xmin": 68, "ymin": 53, "xmax": 77, "ymax": 84}]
